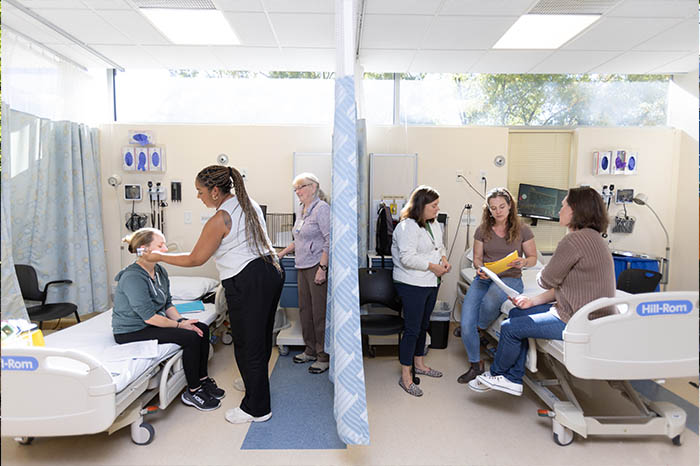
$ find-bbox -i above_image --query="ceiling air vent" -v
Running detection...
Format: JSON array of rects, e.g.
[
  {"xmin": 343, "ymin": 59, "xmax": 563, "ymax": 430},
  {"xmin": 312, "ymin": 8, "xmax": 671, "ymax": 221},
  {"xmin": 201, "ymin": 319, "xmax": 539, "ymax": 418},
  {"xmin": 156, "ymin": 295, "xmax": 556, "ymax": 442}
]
[
  {"xmin": 133, "ymin": 0, "xmax": 215, "ymax": 9},
  {"xmin": 529, "ymin": 0, "xmax": 622, "ymax": 15}
]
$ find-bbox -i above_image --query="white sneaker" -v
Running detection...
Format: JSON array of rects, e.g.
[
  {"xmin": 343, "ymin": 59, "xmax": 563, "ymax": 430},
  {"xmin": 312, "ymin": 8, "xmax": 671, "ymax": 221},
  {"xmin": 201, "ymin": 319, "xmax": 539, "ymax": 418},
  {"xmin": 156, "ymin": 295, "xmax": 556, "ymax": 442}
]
[
  {"xmin": 225, "ymin": 407, "xmax": 272, "ymax": 424},
  {"xmin": 467, "ymin": 371, "xmax": 491, "ymax": 393},
  {"xmin": 477, "ymin": 373, "xmax": 523, "ymax": 396}
]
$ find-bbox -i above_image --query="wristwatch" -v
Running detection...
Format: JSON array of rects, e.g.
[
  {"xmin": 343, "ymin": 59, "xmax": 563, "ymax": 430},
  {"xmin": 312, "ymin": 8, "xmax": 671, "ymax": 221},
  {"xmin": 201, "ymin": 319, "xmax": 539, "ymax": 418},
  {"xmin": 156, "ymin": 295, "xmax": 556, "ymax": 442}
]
[
  {"xmin": 319, "ymin": 264, "xmax": 328, "ymax": 272},
  {"xmin": 177, "ymin": 317, "xmax": 187, "ymax": 323}
]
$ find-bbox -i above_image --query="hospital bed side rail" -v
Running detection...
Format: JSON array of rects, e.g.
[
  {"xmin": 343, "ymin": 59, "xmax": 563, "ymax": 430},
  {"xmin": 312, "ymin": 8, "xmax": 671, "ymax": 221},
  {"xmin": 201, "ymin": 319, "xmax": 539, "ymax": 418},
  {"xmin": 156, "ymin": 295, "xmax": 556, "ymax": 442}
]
[
  {"xmin": 1, "ymin": 346, "xmax": 116, "ymax": 437},
  {"xmin": 563, "ymin": 291, "xmax": 699, "ymax": 380}
]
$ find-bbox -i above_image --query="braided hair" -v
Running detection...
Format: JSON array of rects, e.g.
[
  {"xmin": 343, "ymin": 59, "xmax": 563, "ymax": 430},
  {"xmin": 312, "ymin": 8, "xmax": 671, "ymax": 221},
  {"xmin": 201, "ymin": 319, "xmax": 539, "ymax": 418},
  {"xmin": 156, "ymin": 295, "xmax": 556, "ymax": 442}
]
[{"xmin": 196, "ymin": 165, "xmax": 279, "ymax": 269}]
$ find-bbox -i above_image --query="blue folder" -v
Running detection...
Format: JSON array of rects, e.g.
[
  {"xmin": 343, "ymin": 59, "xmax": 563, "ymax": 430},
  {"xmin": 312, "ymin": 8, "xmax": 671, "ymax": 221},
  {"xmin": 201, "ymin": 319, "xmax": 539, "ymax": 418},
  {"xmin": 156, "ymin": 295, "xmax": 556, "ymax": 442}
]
[{"xmin": 174, "ymin": 301, "xmax": 205, "ymax": 313}]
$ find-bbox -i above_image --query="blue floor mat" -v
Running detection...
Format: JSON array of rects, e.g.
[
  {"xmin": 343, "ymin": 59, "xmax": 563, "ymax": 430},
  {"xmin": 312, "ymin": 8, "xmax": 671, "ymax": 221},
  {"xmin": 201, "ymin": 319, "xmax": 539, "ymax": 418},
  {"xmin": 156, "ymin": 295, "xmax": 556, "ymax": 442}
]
[{"xmin": 241, "ymin": 351, "xmax": 346, "ymax": 450}]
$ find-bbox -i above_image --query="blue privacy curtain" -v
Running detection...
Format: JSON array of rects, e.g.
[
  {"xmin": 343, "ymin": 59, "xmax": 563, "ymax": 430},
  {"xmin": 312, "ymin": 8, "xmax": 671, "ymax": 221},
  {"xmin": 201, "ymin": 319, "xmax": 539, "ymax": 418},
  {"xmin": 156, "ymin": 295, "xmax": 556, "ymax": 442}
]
[
  {"xmin": 4, "ymin": 106, "xmax": 109, "ymax": 317},
  {"xmin": 1, "ymin": 105, "xmax": 28, "ymax": 319},
  {"xmin": 325, "ymin": 0, "xmax": 370, "ymax": 446}
]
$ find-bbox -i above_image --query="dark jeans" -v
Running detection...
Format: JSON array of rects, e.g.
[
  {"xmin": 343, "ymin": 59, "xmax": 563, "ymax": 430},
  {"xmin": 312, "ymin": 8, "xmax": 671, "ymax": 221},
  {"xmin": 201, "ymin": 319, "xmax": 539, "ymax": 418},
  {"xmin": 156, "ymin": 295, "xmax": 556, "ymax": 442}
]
[
  {"xmin": 394, "ymin": 283, "xmax": 438, "ymax": 367},
  {"xmin": 223, "ymin": 257, "xmax": 284, "ymax": 417},
  {"xmin": 114, "ymin": 321, "xmax": 210, "ymax": 390},
  {"xmin": 490, "ymin": 304, "xmax": 566, "ymax": 384}
]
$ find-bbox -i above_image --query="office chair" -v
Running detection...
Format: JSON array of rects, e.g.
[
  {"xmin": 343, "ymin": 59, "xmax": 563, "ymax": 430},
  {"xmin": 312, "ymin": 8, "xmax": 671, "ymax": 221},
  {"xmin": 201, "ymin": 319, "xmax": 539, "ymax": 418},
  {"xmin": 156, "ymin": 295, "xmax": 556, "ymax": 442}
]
[
  {"xmin": 14, "ymin": 264, "xmax": 80, "ymax": 329},
  {"xmin": 358, "ymin": 267, "xmax": 420, "ymax": 384},
  {"xmin": 616, "ymin": 268, "xmax": 662, "ymax": 294}
]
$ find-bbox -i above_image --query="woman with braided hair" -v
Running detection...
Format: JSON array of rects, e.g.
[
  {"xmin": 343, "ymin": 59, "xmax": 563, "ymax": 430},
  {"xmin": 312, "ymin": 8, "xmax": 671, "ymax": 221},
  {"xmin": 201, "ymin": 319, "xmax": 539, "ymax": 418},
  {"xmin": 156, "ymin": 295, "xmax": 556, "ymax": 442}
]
[{"xmin": 143, "ymin": 164, "xmax": 284, "ymax": 424}]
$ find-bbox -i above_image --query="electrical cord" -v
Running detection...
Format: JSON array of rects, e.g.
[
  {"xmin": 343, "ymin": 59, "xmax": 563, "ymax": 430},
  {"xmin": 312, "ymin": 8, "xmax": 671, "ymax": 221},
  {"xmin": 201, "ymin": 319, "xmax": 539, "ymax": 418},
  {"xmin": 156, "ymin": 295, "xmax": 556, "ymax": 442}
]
[{"xmin": 447, "ymin": 204, "xmax": 469, "ymax": 263}]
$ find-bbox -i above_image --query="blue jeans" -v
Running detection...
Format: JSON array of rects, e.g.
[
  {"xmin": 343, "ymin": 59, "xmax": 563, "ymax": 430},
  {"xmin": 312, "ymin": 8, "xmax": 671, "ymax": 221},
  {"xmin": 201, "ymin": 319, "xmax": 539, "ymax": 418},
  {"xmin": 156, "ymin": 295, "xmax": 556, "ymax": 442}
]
[
  {"xmin": 490, "ymin": 303, "xmax": 566, "ymax": 384},
  {"xmin": 394, "ymin": 283, "xmax": 438, "ymax": 367},
  {"xmin": 460, "ymin": 276, "xmax": 524, "ymax": 363}
]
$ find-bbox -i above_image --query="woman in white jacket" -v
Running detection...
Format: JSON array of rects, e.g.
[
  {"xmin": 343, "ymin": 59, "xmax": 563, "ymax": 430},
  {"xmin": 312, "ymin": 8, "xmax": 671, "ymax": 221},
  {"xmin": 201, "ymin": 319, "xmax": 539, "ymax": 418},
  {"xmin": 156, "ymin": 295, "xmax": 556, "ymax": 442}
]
[{"xmin": 392, "ymin": 185, "xmax": 452, "ymax": 397}]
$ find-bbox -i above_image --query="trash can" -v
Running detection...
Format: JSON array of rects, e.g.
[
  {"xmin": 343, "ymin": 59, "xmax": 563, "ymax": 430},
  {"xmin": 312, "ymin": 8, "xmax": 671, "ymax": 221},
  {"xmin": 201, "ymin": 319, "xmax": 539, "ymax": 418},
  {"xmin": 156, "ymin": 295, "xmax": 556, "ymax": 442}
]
[{"xmin": 428, "ymin": 302, "xmax": 451, "ymax": 349}]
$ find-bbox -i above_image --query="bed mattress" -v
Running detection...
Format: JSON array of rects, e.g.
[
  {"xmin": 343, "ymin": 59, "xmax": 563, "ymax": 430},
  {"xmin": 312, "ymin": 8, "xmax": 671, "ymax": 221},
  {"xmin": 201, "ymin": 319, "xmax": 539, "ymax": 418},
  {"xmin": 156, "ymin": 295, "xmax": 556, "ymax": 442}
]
[{"xmin": 43, "ymin": 303, "xmax": 217, "ymax": 393}]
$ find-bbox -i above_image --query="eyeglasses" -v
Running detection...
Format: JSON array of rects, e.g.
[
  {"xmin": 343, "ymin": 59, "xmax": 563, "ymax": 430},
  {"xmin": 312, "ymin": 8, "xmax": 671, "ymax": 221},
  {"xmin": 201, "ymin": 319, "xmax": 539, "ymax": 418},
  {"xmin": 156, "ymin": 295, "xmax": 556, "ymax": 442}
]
[{"xmin": 293, "ymin": 184, "xmax": 311, "ymax": 192}]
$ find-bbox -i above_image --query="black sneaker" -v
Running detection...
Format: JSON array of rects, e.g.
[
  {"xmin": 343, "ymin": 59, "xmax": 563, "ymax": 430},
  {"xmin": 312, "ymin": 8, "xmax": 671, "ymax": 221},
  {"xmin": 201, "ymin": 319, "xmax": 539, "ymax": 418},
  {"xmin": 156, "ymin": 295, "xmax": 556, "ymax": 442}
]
[
  {"xmin": 201, "ymin": 377, "xmax": 226, "ymax": 400},
  {"xmin": 181, "ymin": 387, "xmax": 220, "ymax": 411}
]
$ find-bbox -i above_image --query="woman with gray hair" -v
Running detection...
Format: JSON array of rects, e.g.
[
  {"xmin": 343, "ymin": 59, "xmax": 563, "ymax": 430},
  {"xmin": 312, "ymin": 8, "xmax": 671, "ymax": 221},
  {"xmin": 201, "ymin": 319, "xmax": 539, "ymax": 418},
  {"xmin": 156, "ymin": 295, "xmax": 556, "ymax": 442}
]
[{"xmin": 278, "ymin": 173, "xmax": 331, "ymax": 374}]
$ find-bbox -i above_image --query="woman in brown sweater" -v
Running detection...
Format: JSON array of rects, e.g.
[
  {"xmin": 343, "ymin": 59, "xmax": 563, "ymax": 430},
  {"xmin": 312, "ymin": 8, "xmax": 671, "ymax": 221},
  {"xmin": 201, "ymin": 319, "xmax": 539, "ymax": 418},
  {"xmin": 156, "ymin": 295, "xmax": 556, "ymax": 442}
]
[{"xmin": 468, "ymin": 186, "xmax": 615, "ymax": 396}]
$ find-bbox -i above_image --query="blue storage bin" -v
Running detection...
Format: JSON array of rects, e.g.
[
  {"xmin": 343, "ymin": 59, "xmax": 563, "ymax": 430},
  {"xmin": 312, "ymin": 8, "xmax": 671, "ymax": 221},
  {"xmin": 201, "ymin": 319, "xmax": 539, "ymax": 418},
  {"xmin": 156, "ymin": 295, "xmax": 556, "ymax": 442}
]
[{"xmin": 279, "ymin": 283, "xmax": 299, "ymax": 308}]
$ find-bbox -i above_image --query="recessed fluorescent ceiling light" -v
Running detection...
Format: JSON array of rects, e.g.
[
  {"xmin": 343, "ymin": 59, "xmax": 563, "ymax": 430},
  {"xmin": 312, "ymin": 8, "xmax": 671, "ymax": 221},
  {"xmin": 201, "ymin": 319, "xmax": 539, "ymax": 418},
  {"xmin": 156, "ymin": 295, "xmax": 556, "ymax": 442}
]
[
  {"xmin": 493, "ymin": 14, "xmax": 599, "ymax": 49},
  {"xmin": 142, "ymin": 8, "xmax": 239, "ymax": 45}
]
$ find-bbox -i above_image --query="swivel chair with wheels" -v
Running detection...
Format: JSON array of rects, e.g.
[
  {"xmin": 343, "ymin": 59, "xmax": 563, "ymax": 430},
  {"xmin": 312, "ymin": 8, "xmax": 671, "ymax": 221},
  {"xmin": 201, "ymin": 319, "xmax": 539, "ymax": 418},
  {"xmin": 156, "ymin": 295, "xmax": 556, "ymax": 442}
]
[
  {"xmin": 358, "ymin": 267, "xmax": 420, "ymax": 384},
  {"xmin": 14, "ymin": 264, "xmax": 80, "ymax": 329},
  {"xmin": 616, "ymin": 268, "xmax": 662, "ymax": 294}
]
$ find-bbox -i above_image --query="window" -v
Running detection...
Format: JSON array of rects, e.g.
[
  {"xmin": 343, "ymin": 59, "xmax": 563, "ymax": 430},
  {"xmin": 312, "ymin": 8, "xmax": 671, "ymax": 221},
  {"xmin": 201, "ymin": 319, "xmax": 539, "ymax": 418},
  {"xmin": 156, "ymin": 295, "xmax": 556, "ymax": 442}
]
[{"xmin": 116, "ymin": 70, "xmax": 335, "ymax": 124}]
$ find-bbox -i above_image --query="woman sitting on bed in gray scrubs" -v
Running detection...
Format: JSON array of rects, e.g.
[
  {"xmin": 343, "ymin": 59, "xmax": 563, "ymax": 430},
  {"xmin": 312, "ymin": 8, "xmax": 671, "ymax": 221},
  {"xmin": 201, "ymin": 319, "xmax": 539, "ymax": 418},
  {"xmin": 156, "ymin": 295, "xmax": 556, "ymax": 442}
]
[{"xmin": 112, "ymin": 227, "xmax": 225, "ymax": 412}]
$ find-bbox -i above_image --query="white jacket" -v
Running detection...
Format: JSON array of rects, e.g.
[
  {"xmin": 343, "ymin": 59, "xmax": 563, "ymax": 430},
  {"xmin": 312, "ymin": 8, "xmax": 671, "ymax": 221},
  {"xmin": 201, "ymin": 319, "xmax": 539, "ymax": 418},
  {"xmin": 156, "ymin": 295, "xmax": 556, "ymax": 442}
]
[{"xmin": 391, "ymin": 218, "xmax": 446, "ymax": 287}]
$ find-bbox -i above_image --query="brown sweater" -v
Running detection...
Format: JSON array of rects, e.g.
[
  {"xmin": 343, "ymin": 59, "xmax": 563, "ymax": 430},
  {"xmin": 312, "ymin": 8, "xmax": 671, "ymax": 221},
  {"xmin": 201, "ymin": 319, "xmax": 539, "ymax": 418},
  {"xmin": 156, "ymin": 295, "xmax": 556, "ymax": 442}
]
[{"xmin": 538, "ymin": 228, "xmax": 615, "ymax": 323}]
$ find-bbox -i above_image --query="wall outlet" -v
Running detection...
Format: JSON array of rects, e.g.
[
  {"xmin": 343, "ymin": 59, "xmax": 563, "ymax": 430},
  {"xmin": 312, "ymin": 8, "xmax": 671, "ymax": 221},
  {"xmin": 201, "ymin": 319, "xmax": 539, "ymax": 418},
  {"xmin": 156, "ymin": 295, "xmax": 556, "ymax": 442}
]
[
  {"xmin": 184, "ymin": 211, "xmax": 192, "ymax": 224},
  {"xmin": 456, "ymin": 170, "xmax": 464, "ymax": 182},
  {"xmin": 479, "ymin": 170, "xmax": 487, "ymax": 180}
]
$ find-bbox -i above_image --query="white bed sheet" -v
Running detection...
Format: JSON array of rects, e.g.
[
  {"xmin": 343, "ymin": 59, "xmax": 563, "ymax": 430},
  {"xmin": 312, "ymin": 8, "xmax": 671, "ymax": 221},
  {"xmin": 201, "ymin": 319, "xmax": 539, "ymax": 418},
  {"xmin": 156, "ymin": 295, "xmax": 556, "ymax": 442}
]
[{"xmin": 44, "ymin": 303, "xmax": 217, "ymax": 393}]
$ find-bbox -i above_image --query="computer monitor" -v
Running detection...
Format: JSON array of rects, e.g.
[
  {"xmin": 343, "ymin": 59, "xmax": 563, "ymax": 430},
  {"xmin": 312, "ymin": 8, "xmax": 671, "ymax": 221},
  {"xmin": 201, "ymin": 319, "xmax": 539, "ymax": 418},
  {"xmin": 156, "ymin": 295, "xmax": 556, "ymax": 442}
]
[{"xmin": 517, "ymin": 183, "xmax": 568, "ymax": 223}]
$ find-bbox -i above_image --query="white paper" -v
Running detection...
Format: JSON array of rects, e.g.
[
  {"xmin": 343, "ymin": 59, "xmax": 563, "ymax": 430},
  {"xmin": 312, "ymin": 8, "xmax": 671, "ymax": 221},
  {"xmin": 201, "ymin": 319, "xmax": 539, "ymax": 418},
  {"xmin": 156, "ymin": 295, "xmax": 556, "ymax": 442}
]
[
  {"xmin": 478, "ymin": 267, "xmax": 520, "ymax": 298},
  {"xmin": 104, "ymin": 340, "xmax": 159, "ymax": 361}
]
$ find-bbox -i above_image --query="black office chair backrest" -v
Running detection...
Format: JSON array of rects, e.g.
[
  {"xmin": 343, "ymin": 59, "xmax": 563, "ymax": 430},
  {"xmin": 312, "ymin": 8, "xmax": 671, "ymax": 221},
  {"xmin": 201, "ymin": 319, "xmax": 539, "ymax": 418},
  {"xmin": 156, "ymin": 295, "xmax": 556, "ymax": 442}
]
[
  {"xmin": 14, "ymin": 264, "xmax": 45, "ymax": 301},
  {"xmin": 616, "ymin": 268, "xmax": 662, "ymax": 294},
  {"xmin": 358, "ymin": 268, "xmax": 401, "ymax": 311}
]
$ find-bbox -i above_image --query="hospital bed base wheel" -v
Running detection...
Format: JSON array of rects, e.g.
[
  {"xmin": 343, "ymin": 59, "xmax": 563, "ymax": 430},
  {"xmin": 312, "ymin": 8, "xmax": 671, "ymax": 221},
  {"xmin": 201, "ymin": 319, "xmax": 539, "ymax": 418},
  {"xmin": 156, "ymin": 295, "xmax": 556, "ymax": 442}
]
[
  {"xmin": 131, "ymin": 422, "xmax": 155, "ymax": 446},
  {"xmin": 278, "ymin": 345, "xmax": 289, "ymax": 356},
  {"xmin": 15, "ymin": 437, "xmax": 34, "ymax": 445},
  {"xmin": 672, "ymin": 434, "xmax": 682, "ymax": 446},
  {"xmin": 551, "ymin": 421, "xmax": 574, "ymax": 446},
  {"xmin": 221, "ymin": 332, "xmax": 233, "ymax": 345}
]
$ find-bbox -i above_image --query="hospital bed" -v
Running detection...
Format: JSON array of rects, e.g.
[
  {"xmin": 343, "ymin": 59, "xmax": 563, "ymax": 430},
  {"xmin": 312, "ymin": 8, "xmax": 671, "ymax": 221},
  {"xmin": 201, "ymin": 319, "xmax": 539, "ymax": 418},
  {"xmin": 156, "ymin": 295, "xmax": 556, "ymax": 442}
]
[
  {"xmin": 1, "ymin": 294, "xmax": 225, "ymax": 446},
  {"xmin": 460, "ymin": 262, "xmax": 699, "ymax": 446}
]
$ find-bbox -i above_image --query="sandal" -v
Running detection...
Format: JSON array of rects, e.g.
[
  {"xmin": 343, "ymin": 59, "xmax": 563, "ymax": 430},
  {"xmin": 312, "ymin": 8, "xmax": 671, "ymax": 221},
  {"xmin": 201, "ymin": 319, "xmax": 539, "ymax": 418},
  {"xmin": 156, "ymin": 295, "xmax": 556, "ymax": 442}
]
[
  {"xmin": 293, "ymin": 352, "xmax": 317, "ymax": 364},
  {"xmin": 414, "ymin": 367, "xmax": 443, "ymax": 378},
  {"xmin": 308, "ymin": 361, "xmax": 329, "ymax": 374},
  {"xmin": 398, "ymin": 378, "xmax": 423, "ymax": 397}
]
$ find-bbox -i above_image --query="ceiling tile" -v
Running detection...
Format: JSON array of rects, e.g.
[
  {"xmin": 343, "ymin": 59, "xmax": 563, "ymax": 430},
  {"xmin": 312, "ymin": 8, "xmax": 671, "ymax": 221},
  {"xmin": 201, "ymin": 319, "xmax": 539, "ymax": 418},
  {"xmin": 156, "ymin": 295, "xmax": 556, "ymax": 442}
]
[
  {"xmin": 564, "ymin": 17, "xmax": 683, "ymax": 51},
  {"xmin": 16, "ymin": 0, "xmax": 86, "ymax": 8},
  {"xmin": 96, "ymin": 10, "xmax": 170, "ymax": 45},
  {"xmin": 223, "ymin": 12, "xmax": 277, "ymax": 46},
  {"xmin": 470, "ymin": 50, "xmax": 552, "ymax": 73},
  {"xmin": 608, "ymin": 0, "xmax": 696, "ymax": 18},
  {"xmin": 33, "ymin": 8, "xmax": 130, "ymax": 44},
  {"xmin": 359, "ymin": 49, "xmax": 415, "ymax": 72},
  {"xmin": 362, "ymin": 14, "xmax": 433, "ymax": 49},
  {"xmin": 422, "ymin": 16, "xmax": 517, "ymax": 50},
  {"xmin": 409, "ymin": 50, "xmax": 485, "ymax": 73},
  {"xmin": 92, "ymin": 45, "xmax": 162, "ymax": 68},
  {"xmin": 142, "ymin": 45, "xmax": 224, "ymax": 68},
  {"xmin": 633, "ymin": 19, "xmax": 697, "ymax": 52},
  {"xmin": 365, "ymin": 0, "xmax": 442, "ymax": 15},
  {"xmin": 213, "ymin": 0, "xmax": 263, "ymax": 11},
  {"xmin": 278, "ymin": 47, "xmax": 335, "ymax": 71},
  {"xmin": 265, "ymin": 0, "xmax": 334, "ymax": 13},
  {"xmin": 2, "ymin": 5, "xmax": 73, "ymax": 44},
  {"xmin": 269, "ymin": 13, "xmax": 334, "ymax": 48},
  {"xmin": 590, "ymin": 50, "xmax": 689, "ymax": 73},
  {"xmin": 82, "ymin": 0, "xmax": 132, "ymax": 9},
  {"xmin": 210, "ymin": 46, "xmax": 283, "ymax": 69},
  {"xmin": 649, "ymin": 52, "xmax": 698, "ymax": 73},
  {"xmin": 49, "ymin": 44, "xmax": 112, "ymax": 68},
  {"xmin": 440, "ymin": 0, "xmax": 534, "ymax": 16},
  {"xmin": 529, "ymin": 50, "xmax": 623, "ymax": 73}
]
